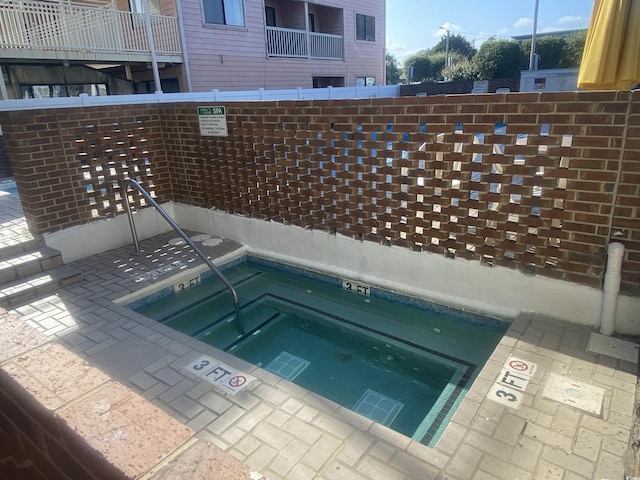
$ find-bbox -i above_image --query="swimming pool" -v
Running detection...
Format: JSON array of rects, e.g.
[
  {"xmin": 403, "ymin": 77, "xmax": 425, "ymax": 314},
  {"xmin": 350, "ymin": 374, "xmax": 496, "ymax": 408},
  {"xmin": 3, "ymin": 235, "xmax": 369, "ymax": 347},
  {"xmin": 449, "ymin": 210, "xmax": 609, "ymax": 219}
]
[
  {"xmin": 0, "ymin": 180, "xmax": 17, "ymax": 196},
  {"xmin": 129, "ymin": 257, "xmax": 507, "ymax": 445}
]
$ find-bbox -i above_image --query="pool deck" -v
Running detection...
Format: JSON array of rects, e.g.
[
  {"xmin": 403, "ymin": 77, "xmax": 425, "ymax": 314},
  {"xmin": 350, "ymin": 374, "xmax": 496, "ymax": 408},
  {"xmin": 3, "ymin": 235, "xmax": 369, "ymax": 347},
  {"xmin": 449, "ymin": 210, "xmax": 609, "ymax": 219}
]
[{"xmin": 1, "ymin": 185, "xmax": 639, "ymax": 480}]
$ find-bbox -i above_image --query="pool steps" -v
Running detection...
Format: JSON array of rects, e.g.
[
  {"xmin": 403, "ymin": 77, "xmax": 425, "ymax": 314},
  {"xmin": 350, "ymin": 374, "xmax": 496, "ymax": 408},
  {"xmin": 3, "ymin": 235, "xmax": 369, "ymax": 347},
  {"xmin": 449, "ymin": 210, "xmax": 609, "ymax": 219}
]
[{"xmin": 0, "ymin": 238, "xmax": 82, "ymax": 308}]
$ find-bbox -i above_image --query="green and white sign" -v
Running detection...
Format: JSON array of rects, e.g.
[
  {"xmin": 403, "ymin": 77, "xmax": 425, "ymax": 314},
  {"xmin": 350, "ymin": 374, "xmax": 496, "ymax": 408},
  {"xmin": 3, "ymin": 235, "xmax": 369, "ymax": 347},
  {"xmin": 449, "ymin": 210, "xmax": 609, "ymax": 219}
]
[{"xmin": 197, "ymin": 106, "xmax": 228, "ymax": 137}]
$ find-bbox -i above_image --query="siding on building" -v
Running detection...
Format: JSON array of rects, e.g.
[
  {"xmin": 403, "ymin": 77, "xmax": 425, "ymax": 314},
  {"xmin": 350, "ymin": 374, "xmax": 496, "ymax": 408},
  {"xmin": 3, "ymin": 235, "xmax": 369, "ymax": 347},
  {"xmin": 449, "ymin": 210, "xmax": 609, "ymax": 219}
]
[{"xmin": 181, "ymin": 0, "xmax": 385, "ymax": 91}]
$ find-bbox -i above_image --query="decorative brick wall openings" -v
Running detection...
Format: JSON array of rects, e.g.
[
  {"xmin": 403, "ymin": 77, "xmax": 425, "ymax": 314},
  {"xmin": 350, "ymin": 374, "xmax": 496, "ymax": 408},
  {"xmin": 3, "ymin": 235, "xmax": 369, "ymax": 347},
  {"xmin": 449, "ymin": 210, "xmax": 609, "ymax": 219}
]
[
  {"xmin": 0, "ymin": 106, "xmax": 171, "ymax": 233},
  {"xmin": 0, "ymin": 91, "xmax": 638, "ymax": 295}
]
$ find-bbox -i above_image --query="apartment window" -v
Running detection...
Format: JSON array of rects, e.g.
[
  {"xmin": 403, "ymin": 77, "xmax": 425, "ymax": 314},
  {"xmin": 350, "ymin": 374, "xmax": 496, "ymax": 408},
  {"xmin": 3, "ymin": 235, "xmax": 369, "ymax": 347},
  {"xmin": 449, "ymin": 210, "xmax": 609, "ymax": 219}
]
[
  {"xmin": 356, "ymin": 76, "xmax": 375, "ymax": 86},
  {"xmin": 20, "ymin": 84, "xmax": 108, "ymax": 99},
  {"xmin": 204, "ymin": 0, "xmax": 244, "ymax": 26},
  {"xmin": 356, "ymin": 13, "xmax": 375, "ymax": 41},
  {"xmin": 265, "ymin": 6, "xmax": 276, "ymax": 27}
]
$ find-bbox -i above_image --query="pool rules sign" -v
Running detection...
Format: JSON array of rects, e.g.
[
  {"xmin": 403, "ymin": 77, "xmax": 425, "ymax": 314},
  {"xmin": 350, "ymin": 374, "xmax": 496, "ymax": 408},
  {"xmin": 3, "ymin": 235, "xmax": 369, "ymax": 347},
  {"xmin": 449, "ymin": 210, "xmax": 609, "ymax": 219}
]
[{"xmin": 197, "ymin": 106, "xmax": 228, "ymax": 137}]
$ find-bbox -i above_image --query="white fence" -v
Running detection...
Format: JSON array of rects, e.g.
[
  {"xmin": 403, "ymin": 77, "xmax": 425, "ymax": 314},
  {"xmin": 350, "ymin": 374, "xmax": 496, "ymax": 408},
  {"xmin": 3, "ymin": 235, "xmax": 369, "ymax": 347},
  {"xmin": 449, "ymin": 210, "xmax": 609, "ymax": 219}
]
[{"xmin": 0, "ymin": 85, "xmax": 401, "ymax": 111}]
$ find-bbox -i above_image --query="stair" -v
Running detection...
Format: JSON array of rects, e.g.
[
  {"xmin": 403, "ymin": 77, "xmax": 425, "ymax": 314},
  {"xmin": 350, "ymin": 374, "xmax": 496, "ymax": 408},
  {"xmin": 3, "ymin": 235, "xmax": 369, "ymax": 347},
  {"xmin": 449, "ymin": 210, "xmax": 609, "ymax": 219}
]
[{"xmin": 0, "ymin": 238, "xmax": 83, "ymax": 308}]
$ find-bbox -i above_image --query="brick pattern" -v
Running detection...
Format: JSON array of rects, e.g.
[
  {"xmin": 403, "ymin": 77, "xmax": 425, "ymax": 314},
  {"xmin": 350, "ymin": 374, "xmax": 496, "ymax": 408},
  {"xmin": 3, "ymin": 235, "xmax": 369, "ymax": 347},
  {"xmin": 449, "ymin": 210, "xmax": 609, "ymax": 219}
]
[
  {"xmin": 0, "ymin": 91, "xmax": 638, "ymax": 294},
  {"xmin": 0, "ymin": 106, "xmax": 171, "ymax": 233},
  {"xmin": 175, "ymin": 91, "xmax": 638, "ymax": 292},
  {"xmin": 0, "ymin": 309, "xmax": 255, "ymax": 480},
  {"xmin": 0, "ymin": 136, "xmax": 12, "ymax": 178}
]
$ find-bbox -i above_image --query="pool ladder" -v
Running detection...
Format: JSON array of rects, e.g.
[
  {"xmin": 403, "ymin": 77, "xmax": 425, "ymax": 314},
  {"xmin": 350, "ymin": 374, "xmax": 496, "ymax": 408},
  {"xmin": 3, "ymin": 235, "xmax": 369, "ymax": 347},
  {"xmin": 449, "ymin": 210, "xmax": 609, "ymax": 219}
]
[{"xmin": 121, "ymin": 179, "xmax": 245, "ymax": 334}]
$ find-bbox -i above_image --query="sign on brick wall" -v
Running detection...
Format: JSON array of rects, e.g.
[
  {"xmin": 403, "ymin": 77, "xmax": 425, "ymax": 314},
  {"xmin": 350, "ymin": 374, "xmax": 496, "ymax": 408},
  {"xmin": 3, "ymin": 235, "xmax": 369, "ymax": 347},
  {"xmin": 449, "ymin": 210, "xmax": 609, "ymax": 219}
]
[{"xmin": 197, "ymin": 106, "xmax": 228, "ymax": 137}]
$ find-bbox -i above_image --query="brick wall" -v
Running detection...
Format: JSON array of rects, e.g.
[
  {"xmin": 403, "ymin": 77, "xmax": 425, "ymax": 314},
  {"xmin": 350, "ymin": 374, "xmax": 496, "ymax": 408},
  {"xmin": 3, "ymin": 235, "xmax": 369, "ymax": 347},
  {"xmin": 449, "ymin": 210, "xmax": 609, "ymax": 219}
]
[
  {"xmin": 1, "ymin": 91, "xmax": 638, "ymax": 294},
  {"xmin": 0, "ymin": 136, "xmax": 12, "ymax": 178},
  {"xmin": 0, "ymin": 106, "xmax": 171, "ymax": 233}
]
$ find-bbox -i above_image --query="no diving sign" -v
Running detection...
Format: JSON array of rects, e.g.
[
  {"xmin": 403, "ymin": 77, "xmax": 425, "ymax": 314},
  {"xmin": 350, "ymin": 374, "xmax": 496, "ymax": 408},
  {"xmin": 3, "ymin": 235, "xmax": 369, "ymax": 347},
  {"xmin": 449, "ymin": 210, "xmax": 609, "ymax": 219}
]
[
  {"xmin": 486, "ymin": 356, "xmax": 538, "ymax": 410},
  {"xmin": 186, "ymin": 355, "xmax": 255, "ymax": 395}
]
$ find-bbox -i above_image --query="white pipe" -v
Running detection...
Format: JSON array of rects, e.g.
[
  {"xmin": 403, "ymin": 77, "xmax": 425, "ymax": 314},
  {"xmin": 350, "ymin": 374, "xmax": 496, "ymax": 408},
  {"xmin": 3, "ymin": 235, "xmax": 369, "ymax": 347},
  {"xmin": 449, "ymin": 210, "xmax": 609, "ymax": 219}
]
[{"xmin": 600, "ymin": 242, "xmax": 625, "ymax": 335}]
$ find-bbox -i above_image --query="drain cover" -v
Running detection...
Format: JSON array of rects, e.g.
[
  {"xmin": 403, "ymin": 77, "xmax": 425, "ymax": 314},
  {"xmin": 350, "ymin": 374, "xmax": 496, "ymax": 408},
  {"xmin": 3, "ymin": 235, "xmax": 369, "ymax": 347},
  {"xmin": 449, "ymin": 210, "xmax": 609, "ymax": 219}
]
[
  {"xmin": 352, "ymin": 389, "xmax": 404, "ymax": 426},
  {"xmin": 202, "ymin": 238, "xmax": 223, "ymax": 247},
  {"xmin": 542, "ymin": 373, "xmax": 605, "ymax": 416},
  {"xmin": 191, "ymin": 233, "xmax": 212, "ymax": 242},
  {"xmin": 587, "ymin": 333, "xmax": 639, "ymax": 363},
  {"xmin": 265, "ymin": 351, "xmax": 310, "ymax": 381}
]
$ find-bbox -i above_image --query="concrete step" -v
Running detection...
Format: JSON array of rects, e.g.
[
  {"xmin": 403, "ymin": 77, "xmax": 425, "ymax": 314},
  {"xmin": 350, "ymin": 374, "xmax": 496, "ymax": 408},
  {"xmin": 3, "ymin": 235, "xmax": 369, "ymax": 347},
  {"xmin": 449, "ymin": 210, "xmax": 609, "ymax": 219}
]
[
  {"xmin": 0, "ymin": 265, "xmax": 83, "ymax": 308},
  {"xmin": 0, "ymin": 237, "xmax": 46, "ymax": 260},
  {"xmin": 0, "ymin": 247, "xmax": 64, "ymax": 284}
]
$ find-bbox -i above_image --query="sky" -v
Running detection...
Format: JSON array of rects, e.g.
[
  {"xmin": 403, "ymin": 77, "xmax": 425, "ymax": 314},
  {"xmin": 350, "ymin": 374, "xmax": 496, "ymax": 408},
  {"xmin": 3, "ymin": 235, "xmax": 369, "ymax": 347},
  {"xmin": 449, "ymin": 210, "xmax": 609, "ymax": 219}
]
[{"xmin": 386, "ymin": 0, "xmax": 595, "ymax": 62}]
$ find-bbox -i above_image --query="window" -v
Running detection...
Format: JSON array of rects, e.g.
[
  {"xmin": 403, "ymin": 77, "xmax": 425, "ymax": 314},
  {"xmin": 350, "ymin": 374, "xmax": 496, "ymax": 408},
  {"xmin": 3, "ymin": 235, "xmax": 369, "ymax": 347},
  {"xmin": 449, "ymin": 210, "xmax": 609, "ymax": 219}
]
[
  {"xmin": 356, "ymin": 13, "xmax": 375, "ymax": 41},
  {"xmin": 356, "ymin": 76, "xmax": 375, "ymax": 86},
  {"xmin": 265, "ymin": 6, "xmax": 276, "ymax": 27},
  {"xmin": 204, "ymin": 0, "xmax": 244, "ymax": 26},
  {"xmin": 20, "ymin": 84, "xmax": 108, "ymax": 99},
  {"xmin": 134, "ymin": 78, "xmax": 180, "ymax": 94}
]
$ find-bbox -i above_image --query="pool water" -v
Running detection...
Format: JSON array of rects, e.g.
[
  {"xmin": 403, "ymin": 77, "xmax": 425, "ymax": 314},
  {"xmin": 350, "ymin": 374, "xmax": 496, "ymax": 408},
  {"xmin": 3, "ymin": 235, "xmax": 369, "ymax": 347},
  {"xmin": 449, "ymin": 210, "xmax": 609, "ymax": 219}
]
[
  {"xmin": 131, "ymin": 258, "xmax": 507, "ymax": 445},
  {"xmin": 0, "ymin": 180, "xmax": 17, "ymax": 196}
]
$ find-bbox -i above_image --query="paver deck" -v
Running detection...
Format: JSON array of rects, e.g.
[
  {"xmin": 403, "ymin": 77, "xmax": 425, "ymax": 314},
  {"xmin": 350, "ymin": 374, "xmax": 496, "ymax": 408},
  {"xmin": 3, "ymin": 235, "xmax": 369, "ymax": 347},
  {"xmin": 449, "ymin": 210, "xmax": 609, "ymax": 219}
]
[{"xmin": 1, "ymin": 184, "xmax": 639, "ymax": 479}]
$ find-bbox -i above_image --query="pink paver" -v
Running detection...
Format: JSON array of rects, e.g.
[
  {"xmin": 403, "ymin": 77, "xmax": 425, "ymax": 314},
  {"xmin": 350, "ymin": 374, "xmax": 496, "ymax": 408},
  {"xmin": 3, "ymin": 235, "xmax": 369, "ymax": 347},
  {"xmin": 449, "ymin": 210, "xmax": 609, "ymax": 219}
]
[
  {"xmin": 2, "ymin": 342, "xmax": 111, "ymax": 410},
  {"xmin": 56, "ymin": 382, "xmax": 193, "ymax": 478},
  {"xmin": 0, "ymin": 311, "xmax": 50, "ymax": 362},
  {"xmin": 149, "ymin": 440, "xmax": 252, "ymax": 480}
]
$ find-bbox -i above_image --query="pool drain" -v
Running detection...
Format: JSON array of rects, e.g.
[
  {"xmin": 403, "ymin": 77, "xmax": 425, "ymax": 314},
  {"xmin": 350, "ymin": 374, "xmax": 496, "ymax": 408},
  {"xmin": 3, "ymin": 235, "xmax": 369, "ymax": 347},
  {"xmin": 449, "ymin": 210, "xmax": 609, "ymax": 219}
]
[
  {"xmin": 265, "ymin": 351, "xmax": 310, "ymax": 381},
  {"xmin": 352, "ymin": 389, "xmax": 404, "ymax": 426}
]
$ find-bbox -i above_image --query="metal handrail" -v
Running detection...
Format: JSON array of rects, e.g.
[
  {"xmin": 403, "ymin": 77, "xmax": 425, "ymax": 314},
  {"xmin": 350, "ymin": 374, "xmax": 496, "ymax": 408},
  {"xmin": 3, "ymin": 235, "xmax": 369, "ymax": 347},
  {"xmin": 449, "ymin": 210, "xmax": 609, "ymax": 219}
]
[{"xmin": 121, "ymin": 179, "xmax": 244, "ymax": 334}]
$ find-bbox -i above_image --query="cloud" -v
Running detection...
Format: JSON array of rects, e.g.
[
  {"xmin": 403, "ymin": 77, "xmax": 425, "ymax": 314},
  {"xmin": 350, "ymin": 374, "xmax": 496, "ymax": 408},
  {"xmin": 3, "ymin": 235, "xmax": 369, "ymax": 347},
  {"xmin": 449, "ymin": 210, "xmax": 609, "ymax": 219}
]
[
  {"xmin": 385, "ymin": 40, "xmax": 414, "ymax": 62},
  {"xmin": 432, "ymin": 22, "xmax": 463, "ymax": 38},
  {"xmin": 558, "ymin": 15, "xmax": 586, "ymax": 25},
  {"xmin": 497, "ymin": 27, "xmax": 510, "ymax": 35},
  {"xmin": 514, "ymin": 17, "xmax": 533, "ymax": 28}
]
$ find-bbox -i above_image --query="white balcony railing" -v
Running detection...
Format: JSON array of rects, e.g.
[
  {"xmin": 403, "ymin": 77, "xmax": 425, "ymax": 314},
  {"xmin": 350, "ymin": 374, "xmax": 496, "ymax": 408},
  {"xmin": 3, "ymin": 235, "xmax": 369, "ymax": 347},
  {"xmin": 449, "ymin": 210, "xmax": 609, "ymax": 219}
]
[
  {"xmin": 0, "ymin": 0, "xmax": 181, "ymax": 59},
  {"xmin": 309, "ymin": 31, "xmax": 342, "ymax": 60},
  {"xmin": 266, "ymin": 26, "xmax": 343, "ymax": 60}
]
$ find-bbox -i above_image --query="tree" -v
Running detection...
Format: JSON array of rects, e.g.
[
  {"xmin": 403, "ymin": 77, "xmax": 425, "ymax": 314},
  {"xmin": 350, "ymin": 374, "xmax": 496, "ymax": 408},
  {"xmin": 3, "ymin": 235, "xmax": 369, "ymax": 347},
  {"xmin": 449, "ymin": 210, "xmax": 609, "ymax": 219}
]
[
  {"xmin": 565, "ymin": 30, "xmax": 587, "ymax": 67},
  {"xmin": 403, "ymin": 50, "xmax": 434, "ymax": 82},
  {"xmin": 432, "ymin": 33, "xmax": 476, "ymax": 59},
  {"xmin": 521, "ymin": 36, "xmax": 570, "ymax": 69},
  {"xmin": 386, "ymin": 51, "xmax": 402, "ymax": 84},
  {"xmin": 443, "ymin": 59, "xmax": 481, "ymax": 81},
  {"xmin": 473, "ymin": 39, "xmax": 528, "ymax": 79}
]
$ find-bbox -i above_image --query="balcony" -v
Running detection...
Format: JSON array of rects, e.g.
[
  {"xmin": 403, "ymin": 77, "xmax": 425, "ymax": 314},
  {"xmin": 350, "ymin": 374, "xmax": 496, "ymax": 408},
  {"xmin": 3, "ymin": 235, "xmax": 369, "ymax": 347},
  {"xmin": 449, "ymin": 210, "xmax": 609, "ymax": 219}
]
[
  {"xmin": 0, "ymin": 0, "xmax": 182, "ymax": 64},
  {"xmin": 264, "ymin": 0, "xmax": 343, "ymax": 60},
  {"xmin": 266, "ymin": 27, "xmax": 342, "ymax": 60}
]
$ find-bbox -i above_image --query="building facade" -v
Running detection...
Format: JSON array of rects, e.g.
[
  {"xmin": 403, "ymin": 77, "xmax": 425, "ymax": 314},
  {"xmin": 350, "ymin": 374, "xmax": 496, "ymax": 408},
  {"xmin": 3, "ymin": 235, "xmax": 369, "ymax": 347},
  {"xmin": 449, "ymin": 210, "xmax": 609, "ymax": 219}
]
[{"xmin": 0, "ymin": 0, "xmax": 385, "ymax": 98}]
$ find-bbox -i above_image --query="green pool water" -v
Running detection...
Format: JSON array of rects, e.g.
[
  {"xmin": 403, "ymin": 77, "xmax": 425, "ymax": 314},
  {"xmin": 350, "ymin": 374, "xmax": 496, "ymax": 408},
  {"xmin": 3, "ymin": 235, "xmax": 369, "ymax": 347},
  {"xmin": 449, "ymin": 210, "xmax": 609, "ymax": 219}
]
[{"xmin": 131, "ymin": 259, "xmax": 506, "ymax": 445}]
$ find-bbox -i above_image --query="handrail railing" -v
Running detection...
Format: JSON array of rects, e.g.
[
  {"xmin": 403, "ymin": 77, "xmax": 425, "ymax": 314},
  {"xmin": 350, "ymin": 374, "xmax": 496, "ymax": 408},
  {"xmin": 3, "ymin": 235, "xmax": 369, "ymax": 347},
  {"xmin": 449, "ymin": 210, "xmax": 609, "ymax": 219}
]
[{"xmin": 121, "ymin": 179, "xmax": 244, "ymax": 334}]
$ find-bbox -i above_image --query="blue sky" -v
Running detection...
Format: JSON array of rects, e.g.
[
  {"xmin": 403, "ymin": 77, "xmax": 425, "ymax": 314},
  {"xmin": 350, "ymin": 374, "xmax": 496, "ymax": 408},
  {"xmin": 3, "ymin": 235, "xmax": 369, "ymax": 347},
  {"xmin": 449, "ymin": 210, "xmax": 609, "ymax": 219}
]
[{"xmin": 386, "ymin": 0, "xmax": 595, "ymax": 61}]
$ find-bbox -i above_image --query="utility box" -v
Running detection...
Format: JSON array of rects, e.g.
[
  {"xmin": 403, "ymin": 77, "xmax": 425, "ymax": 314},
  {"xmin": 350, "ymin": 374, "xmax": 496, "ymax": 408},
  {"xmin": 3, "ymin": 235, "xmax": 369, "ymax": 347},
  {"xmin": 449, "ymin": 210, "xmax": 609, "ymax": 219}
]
[{"xmin": 520, "ymin": 68, "xmax": 579, "ymax": 92}]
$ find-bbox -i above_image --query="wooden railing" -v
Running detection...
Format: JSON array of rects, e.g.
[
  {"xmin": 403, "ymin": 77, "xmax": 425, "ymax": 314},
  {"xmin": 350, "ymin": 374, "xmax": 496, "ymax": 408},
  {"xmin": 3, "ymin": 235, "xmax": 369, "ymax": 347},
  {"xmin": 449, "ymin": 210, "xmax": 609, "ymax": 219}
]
[
  {"xmin": 0, "ymin": 0, "xmax": 181, "ymax": 57},
  {"xmin": 266, "ymin": 26, "xmax": 343, "ymax": 60}
]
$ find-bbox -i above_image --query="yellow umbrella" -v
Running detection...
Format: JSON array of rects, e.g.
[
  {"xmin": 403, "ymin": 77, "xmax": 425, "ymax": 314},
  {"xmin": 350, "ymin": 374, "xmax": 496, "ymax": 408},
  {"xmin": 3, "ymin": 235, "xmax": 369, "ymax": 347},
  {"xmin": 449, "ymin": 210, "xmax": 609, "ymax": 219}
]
[{"xmin": 578, "ymin": 0, "xmax": 640, "ymax": 90}]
